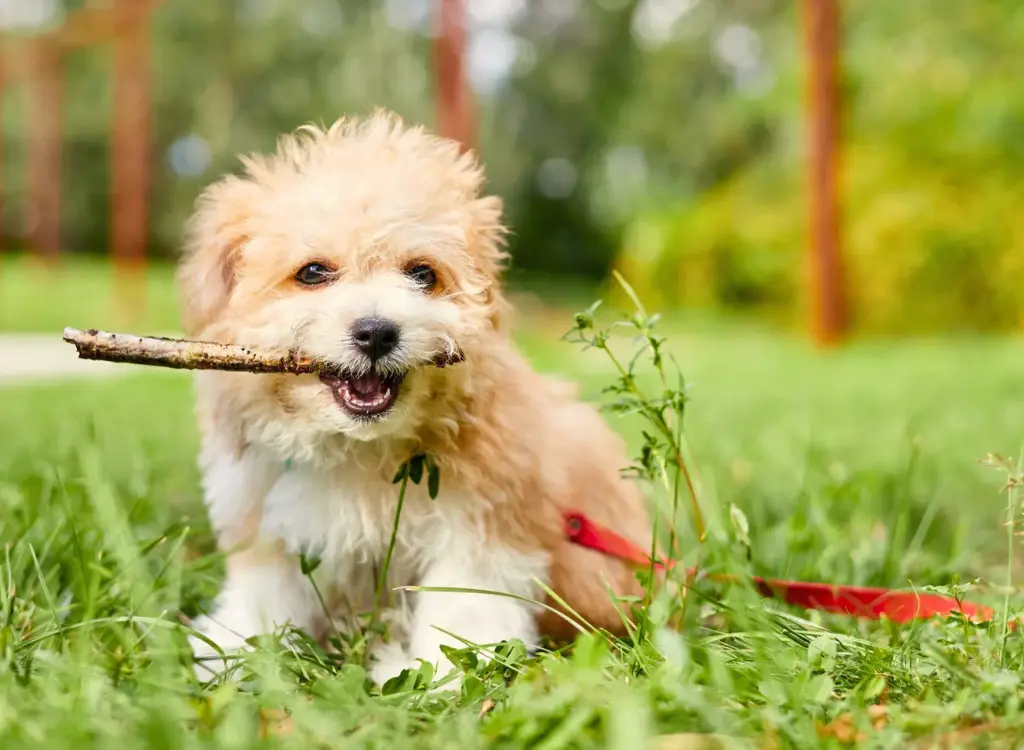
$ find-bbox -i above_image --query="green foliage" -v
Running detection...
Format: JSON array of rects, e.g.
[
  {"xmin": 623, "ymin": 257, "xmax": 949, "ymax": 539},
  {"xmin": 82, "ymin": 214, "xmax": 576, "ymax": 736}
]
[
  {"xmin": 392, "ymin": 454, "xmax": 440, "ymax": 500},
  {"xmin": 5, "ymin": 0, "xmax": 1022, "ymax": 327},
  {"xmin": 615, "ymin": 140, "xmax": 1024, "ymax": 334},
  {"xmin": 613, "ymin": 1, "xmax": 1024, "ymax": 333},
  {"xmin": 565, "ymin": 274, "xmax": 703, "ymax": 576},
  {"xmin": 0, "ymin": 0, "xmax": 788, "ymax": 280}
]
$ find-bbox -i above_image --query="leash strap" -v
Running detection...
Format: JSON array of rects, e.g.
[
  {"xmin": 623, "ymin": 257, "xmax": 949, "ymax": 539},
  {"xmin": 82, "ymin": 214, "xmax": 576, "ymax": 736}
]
[{"xmin": 563, "ymin": 510, "xmax": 998, "ymax": 625}]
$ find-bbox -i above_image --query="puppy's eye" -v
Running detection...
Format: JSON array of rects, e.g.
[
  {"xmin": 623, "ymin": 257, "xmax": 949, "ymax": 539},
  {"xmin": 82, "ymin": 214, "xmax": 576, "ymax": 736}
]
[
  {"xmin": 295, "ymin": 263, "xmax": 334, "ymax": 286},
  {"xmin": 405, "ymin": 263, "xmax": 437, "ymax": 292}
]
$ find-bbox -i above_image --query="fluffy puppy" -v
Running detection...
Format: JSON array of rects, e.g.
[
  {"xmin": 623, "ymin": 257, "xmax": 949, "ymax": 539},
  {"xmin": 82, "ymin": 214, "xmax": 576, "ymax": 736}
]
[{"xmin": 179, "ymin": 111, "xmax": 650, "ymax": 685}]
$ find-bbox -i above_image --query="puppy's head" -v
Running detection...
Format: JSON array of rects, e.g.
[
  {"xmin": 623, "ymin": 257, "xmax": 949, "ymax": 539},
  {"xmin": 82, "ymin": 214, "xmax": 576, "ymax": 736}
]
[{"xmin": 178, "ymin": 111, "xmax": 507, "ymax": 445}]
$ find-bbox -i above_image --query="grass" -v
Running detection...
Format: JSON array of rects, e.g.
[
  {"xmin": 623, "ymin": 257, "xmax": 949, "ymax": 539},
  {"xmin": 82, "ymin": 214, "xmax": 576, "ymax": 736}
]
[
  {"xmin": 0, "ymin": 254, "xmax": 183, "ymax": 334},
  {"xmin": 2, "ymin": 258, "xmax": 1024, "ymax": 747}
]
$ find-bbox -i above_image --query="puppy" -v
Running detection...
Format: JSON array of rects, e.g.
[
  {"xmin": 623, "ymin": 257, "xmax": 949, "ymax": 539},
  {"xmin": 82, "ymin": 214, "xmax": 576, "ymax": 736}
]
[{"xmin": 178, "ymin": 111, "xmax": 650, "ymax": 685}]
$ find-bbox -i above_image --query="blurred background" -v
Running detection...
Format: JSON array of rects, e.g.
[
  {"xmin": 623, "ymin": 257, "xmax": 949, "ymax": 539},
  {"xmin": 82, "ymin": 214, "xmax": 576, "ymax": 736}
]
[
  {"xmin": 1, "ymin": 5, "xmax": 1024, "ymax": 740},
  {"xmin": 2, "ymin": 0, "xmax": 1023, "ymax": 338}
]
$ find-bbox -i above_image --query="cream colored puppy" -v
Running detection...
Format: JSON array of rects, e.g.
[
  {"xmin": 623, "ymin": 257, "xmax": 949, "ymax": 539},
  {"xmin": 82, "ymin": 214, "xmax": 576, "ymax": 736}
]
[{"xmin": 179, "ymin": 111, "xmax": 649, "ymax": 685}]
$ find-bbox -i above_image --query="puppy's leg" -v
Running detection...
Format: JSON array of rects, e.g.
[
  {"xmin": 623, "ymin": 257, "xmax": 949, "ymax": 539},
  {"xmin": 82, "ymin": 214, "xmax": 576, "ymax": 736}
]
[
  {"xmin": 189, "ymin": 445, "xmax": 321, "ymax": 680},
  {"xmin": 371, "ymin": 542, "xmax": 545, "ymax": 689},
  {"xmin": 190, "ymin": 546, "xmax": 322, "ymax": 680}
]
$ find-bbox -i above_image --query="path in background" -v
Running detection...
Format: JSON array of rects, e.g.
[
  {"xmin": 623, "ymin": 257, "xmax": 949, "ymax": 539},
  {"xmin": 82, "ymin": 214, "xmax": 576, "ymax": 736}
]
[{"xmin": 0, "ymin": 334, "xmax": 182, "ymax": 384}]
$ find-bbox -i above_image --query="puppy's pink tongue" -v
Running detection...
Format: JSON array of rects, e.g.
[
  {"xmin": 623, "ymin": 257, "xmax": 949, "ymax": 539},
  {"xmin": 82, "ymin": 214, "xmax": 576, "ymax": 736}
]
[{"xmin": 350, "ymin": 372, "xmax": 385, "ymax": 397}]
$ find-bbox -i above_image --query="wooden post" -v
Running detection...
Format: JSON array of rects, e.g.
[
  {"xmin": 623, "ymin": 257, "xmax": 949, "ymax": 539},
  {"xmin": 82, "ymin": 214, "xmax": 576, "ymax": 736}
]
[
  {"xmin": 0, "ymin": 51, "xmax": 5, "ymax": 256},
  {"xmin": 434, "ymin": 0, "xmax": 475, "ymax": 152},
  {"xmin": 111, "ymin": 0, "xmax": 152, "ymax": 314},
  {"xmin": 801, "ymin": 0, "xmax": 845, "ymax": 345},
  {"xmin": 26, "ymin": 39, "xmax": 62, "ymax": 262}
]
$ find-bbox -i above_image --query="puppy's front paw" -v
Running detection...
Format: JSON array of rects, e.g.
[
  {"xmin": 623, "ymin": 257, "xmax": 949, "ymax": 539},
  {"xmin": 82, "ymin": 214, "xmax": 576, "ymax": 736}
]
[
  {"xmin": 369, "ymin": 642, "xmax": 461, "ymax": 692},
  {"xmin": 369, "ymin": 641, "xmax": 414, "ymax": 686},
  {"xmin": 188, "ymin": 615, "xmax": 252, "ymax": 682}
]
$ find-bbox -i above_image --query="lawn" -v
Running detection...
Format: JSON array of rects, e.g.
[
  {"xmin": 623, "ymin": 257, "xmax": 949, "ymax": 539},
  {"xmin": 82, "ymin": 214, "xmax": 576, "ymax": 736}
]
[
  {"xmin": 0, "ymin": 255, "xmax": 183, "ymax": 335},
  {"xmin": 1, "ymin": 258, "xmax": 1023, "ymax": 747}
]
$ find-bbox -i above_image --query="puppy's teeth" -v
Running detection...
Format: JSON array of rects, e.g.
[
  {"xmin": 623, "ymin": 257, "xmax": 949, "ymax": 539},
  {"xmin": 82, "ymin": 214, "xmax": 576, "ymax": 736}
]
[{"xmin": 383, "ymin": 388, "xmax": 391, "ymax": 400}]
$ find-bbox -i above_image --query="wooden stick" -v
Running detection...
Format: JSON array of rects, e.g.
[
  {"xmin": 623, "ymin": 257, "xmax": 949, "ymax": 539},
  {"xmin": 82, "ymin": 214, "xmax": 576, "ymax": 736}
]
[
  {"xmin": 62, "ymin": 328, "xmax": 320, "ymax": 374},
  {"xmin": 61, "ymin": 327, "xmax": 465, "ymax": 373}
]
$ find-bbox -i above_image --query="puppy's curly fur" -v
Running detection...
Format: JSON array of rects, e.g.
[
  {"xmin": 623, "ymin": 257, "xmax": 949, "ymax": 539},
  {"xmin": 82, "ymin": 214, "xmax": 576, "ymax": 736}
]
[{"xmin": 179, "ymin": 111, "xmax": 650, "ymax": 685}]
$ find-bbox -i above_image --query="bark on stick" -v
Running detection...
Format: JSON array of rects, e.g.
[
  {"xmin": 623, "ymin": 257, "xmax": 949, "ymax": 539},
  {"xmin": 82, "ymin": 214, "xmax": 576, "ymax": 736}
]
[
  {"xmin": 61, "ymin": 327, "xmax": 465, "ymax": 372},
  {"xmin": 62, "ymin": 328, "xmax": 320, "ymax": 374}
]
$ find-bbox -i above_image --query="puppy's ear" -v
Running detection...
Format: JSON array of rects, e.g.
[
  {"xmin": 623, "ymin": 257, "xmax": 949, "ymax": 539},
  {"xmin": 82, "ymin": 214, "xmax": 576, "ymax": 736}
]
[
  {"xmin": 466, "ymin": 194, "xmax": 510, "ymax": 330},
  {"xmin": 178, "ymin": 175, "xmax": 257, "ymax": 336}
]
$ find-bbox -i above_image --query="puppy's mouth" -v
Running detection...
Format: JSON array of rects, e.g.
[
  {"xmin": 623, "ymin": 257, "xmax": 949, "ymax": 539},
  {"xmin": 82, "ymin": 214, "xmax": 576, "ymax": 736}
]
[{"xmin": 319, "ymin": 370, "xmax": 404, "ymax": 419}]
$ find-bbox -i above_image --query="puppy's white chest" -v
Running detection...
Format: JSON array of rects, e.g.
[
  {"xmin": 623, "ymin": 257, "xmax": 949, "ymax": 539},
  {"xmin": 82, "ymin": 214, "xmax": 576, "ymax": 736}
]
[{"xmin": 257, "ymin": 460, "xmax": 458, "ymax": 574}]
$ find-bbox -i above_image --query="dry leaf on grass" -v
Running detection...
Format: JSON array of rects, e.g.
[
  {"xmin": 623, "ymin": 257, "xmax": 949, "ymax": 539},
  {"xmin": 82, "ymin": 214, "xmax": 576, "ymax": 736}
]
[
  {"xmin": 478, "ymin": 699, "xmax": 496, "ymax": 719},
  {"xmin": 816, "ymin": 705, "xmax": 889, "ymax": 745},
  {"xmin": 258, "ymin": 708, "xmax": 295, "ymax": 739}
]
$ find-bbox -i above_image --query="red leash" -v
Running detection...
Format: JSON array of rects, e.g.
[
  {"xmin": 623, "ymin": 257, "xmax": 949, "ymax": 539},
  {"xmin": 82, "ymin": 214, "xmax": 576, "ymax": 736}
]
[{"xmin": 563, "ymin": 510, "xmax": 1000, "ymax": 625}]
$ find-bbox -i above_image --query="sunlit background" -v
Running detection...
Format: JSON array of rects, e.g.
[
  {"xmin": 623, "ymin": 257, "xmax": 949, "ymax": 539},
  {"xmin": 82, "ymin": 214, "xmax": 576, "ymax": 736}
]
[{"xmin": 2, "ymin": 0, "xmax": 1023, "ymax": 337}]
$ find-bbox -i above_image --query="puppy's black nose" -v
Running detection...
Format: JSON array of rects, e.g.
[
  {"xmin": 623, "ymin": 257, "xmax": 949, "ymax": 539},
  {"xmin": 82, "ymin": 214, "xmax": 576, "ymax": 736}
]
[{"xmin": 351, "ymin": 317, "xmax": 400, "ymax": 362}]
